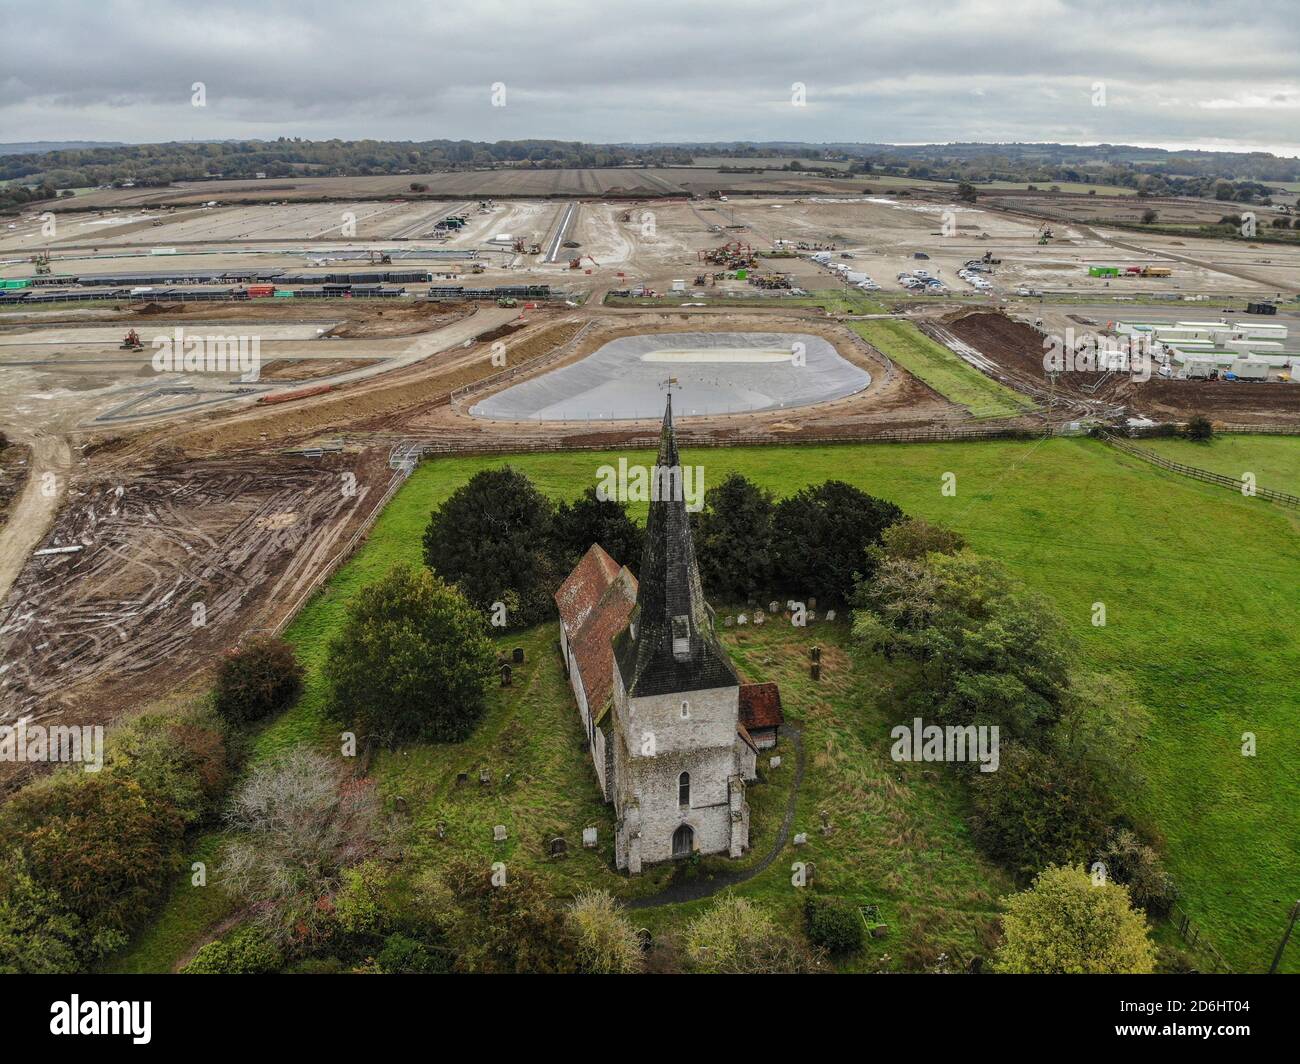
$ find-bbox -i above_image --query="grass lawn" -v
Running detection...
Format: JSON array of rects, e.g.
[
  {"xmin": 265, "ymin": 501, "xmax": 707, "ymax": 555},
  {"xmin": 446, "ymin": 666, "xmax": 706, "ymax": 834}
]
[
  {"xmin": 1136, "ymin": 434, "xmax": 1300, "ymax": 496},
  {"xmin": 849, "ymin": 319, "xmax": 1037, "ymax": 419},
  {"xmin": 603, "ymin": 289, "xmax": 887, "ymax": 315},
  {"xmin": 111, "ymin": 435, "xmax": 1300, "ymax": 973}
]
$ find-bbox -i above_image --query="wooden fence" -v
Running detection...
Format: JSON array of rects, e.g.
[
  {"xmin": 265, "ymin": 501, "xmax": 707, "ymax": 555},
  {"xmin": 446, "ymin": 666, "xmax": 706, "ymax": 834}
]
[{"xmin": 1103, "ymin": 433, "xmax": 1300, "ymax": 509}]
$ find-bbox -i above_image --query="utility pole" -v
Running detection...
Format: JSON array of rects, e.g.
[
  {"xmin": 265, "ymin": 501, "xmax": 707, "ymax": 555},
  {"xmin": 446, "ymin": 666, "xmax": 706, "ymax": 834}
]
[{"xmin": 1269, "ymin": 900, "xmax": 1300, "ymax": 974}]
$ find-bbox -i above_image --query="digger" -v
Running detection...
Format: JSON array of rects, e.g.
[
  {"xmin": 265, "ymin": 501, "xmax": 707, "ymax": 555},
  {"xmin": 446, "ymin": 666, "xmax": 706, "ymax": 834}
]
[{"xmin": 120, "ymin": 329, "xmax": 144, "ymax": 352}]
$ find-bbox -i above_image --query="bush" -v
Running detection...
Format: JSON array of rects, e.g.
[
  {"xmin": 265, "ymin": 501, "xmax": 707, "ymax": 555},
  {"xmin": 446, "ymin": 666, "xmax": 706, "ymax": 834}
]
[
  {"xmin": 1093, "ymin": 827, "xmax": 1178, "ymax": 917},
  {"xmin": 971, "ymin": 743, "xmax": 1114, "ymax": 877},
  {"xmin": 1184, "ymin": 415, "xmax": 1213, "ymax": 441},
  {"xmin": 106, "ymin": 705, "xmax": 230, "ymax": 825},
  {"xmin": 567, "ymin": 890, "xmax": 643, "ymax": 974},
  {"xmin": 182, "ymin": 925, "xmax": 283, "ymax": 974},
  {"xmin": 375, "ymin": 932, "xmax": 449, "ymax": 974},
  {"xmin": 685, "ymin": 894, "xmax": 822, "ymax": 973},
  {"xmin": 324, "ymin": 565, "xmax": 495, "ymax": 747},
  {"xmin": 994, "ymin": 865, "xmax": 1155, "ymax": 974},
  {"xmin": 803, "ymin": 895, "xmax": 864, "ymax": 954},
  {"xmin": 213, "ymin": 635, "xmax": 304, "ymax": 726}
]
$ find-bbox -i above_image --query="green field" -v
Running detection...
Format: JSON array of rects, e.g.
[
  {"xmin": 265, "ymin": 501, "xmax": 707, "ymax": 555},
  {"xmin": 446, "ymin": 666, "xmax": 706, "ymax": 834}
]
[
  {"xmin": 111, "ymin": 436, "xmax": 1300, "ymax": 973},
  {"xmin": 849, "ymin": 319, "xmax": 1037, "ymax": 418},
  {"xmin": 1137, "ymin": 433, "xmax": 1300, "ymax": 495},
  {"xmin": 604, "ymin": 288, "xmax": 887, "ymax": 315}
]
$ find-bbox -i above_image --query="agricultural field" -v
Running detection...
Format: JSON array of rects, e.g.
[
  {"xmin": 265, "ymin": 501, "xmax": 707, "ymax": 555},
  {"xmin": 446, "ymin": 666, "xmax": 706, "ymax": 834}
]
[
  {"xmin": 111, "ymin": 435, "xmax": 1300, "ymax": 974},
  {"xmin": 1136, "ymin": 433, "xmax": 1300, "ymax": 495}
]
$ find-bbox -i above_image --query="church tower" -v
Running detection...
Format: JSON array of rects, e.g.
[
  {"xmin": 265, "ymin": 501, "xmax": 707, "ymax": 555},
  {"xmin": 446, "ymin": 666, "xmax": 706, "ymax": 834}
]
[{"xmin": 609, "ymin": 394, "xmax": 753, "ymax": 873}]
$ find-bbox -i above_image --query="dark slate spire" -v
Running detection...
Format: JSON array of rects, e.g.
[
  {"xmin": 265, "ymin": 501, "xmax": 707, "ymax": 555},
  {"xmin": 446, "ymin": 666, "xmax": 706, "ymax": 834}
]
[{"xmin": 614, "ymin": 394, "xmax": 737, "ymax": 697}]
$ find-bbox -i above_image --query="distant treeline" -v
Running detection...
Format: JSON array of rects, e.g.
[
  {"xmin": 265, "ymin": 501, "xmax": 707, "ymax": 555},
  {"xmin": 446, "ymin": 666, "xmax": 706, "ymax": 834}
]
[
  {"xmin": 1, "ymin": 138, "xmax": 1295, "ymax": 207},
  {"xmin": 0, "ymin": 138, "xmax": 696, "ymax": 191}
]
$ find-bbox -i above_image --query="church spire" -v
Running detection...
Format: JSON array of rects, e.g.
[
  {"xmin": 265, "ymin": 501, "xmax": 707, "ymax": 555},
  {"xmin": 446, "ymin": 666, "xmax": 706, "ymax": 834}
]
[{"xmin": 614, "ymin": 395, "xmax": 736, "ymax": 697}]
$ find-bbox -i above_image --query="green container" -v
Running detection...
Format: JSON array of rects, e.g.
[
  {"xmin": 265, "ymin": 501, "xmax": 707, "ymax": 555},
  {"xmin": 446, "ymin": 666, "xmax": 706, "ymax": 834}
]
[
  {"xmin": 274, "ymin": 290, "xmax": 295, "ymax": 298},
  {"xmin": 735, "ymin": 269, "xmax": 747, "ymax": 279},
  {"xmin": 0, "ymin": 279, "xmax": 30, "ymax": 289}
]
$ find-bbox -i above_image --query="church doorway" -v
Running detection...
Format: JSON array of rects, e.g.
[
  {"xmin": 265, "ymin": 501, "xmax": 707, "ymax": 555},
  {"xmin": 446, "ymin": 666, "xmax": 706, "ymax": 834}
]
[{"xmin": 672, "ymin": 823, "xmax": 694, "ymax": 858}]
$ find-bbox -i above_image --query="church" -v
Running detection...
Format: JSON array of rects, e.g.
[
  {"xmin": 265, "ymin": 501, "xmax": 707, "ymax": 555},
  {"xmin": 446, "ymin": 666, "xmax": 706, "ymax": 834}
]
[{"xmin": 555, "ymin": 395, "xmax": 783, "ymax": 873}]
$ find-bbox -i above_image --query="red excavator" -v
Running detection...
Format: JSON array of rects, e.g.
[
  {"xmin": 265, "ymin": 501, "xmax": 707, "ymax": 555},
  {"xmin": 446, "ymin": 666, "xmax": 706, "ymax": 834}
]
[{"xmin": 120, "ymin": 329, "xmax": 144, "ymax": 351}]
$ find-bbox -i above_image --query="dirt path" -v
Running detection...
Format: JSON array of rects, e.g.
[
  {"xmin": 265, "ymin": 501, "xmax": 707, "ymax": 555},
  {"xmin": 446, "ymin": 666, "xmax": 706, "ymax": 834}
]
[{"xmin": 0, "ymin": 430, "xmax": 72, "ymax": 605}]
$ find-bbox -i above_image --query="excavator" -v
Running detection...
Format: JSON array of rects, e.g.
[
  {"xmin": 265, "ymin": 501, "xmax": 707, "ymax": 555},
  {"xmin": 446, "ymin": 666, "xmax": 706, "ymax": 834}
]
[
  {"xmin": 120, "ymin": 329, "xmax": 144, "ymax": 351},
  {"xmin": 33, "ymin": 251, "xmax": 51, "ymax": 275},
  {"xmin": 366, "ymin": 250, "xmax": 393, "ymax": 265},
  {"xmin": 569, "ymin": 254, "xmax": 600, "ymax": 270},
  {"xmin": 1036, "ymin": 223, "xmax": 1054, "ymax": 245}
]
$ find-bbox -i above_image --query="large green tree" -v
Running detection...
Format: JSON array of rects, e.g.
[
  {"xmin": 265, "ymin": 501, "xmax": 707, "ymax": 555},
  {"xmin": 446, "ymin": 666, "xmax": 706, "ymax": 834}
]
[
  {"xmin": 695, "ymin": 473, "xmax": 776, "ymax": 601},
  {"xmin": 553, "ymin": 486, "xmax": 643, "ymax": 574},
  {"xmin": 324, "ymin": 565, "xmax": 495, "ymax": 747},
  {"xmin": 771, "ymin": 480, "xmax": 903, "ymax": 603},
  {"xmin": 995, "ymin": 864, "xmax": 1156, "ymax": 974},
  {"xmin": 422, "ymin": 467, "xmax": 560, "ymax": 628}
]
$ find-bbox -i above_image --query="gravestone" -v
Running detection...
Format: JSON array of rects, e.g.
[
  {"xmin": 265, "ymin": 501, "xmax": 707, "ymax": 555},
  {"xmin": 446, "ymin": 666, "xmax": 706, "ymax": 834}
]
[
  {"xmin": 394, "ymin": 795, "xmax": 409, "ymax": 816},
  {"xmin": 820, "ymin": 810, "xmax": 833, "ymax": 836},
  {"xmin": 636, "ymin": 928, "xmax": 654, "ymax": 953},
  {"xmin": 737, "ymin": 613, "xmax": 748, "ymax": 626},
  {"xmin": 549, "ymin": 836, "xmax": 568, "ymax": 858},
  {"xmin": 811, "ymin": 662, "xmax": 821, "ymax": 681},
  {"xmin": 582, "ymin": 826, "xmax": 598, "ymax": 848},
  {"xmin": 724, "ymin": 616, "xmax": 734, "ymax": 627},
  {"xmin": 512, "ymin": 647, "xmax": 524, "ymax": 664},
  {"xmin": 769, "ymin": 755, "xmax": 782, "ymax": 769},
  {"xmin": 808, "ymin": 596, "xmax": 817, "ymax": 611},
  {"xmin": 479, "ymin": 768, "xmax": 491, "ymax": 786},
  {"xmin": 493, "ymin": 824, "xmax": 508, "ymax": 842},
  {"xmin": 435, "ymin": 820, "xmax": 447, "ymax": 840},
  {"xmin": 455, "ymin": 771, "xmax": 469, "ymax": 787},
  {"xmin": 810, "ymin": 645, "xmax": 821, "ymax": 662},
  {"xmin": 769, "ymin": 601, "xmax": 780, "ymax": 613},
  {"xmin": 500, "ymin": 663, "xmax": 512, "ymax": 687},
  {"xmin": 793, "ymin": 832, "xmax": 808, "ymax": 846},
  {"xmin": 825, "ymin": 609, "xmax": 836, "ymax": 622},
  {"xmin": 755, "ymin": 610, "xmax": 765, "ymax": 625},
  {"xmin": 807, "ymin": 610, "xmax": 816, "ymax": 623}
]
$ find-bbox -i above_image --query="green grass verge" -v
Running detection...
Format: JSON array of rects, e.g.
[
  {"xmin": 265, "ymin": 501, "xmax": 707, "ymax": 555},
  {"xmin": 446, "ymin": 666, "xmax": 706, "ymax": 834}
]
[
  {"xmin": 1136, "ymin": 434, "xmax": 1300, "ymax": 496},
  {"xmin": 849, "ymin": 319, "xmax": 1037, "ymax": 419},
  {"xmin": 111, "ymin": 436, "xmax": 1300, "ymax": 973}
]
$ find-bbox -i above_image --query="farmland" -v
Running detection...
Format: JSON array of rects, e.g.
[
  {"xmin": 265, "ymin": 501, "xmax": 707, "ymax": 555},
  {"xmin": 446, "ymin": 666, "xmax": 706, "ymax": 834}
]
[{"xmin": 108, "ymin": 434, "xmax": 1300, "ymax": 974}]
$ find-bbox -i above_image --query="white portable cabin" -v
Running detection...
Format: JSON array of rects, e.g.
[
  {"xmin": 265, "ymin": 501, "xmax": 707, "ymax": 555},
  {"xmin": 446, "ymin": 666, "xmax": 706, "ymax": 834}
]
[{"xmin": 1229, "ymin": 360, "xmax": 1270, "ymax": 381}]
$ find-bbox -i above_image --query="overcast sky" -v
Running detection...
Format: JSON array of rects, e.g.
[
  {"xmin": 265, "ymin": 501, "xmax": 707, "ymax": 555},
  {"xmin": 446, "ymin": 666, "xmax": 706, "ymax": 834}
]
[{"xmin": 2, "ymin": 0, "xmax": 1297, "ymax": 156}]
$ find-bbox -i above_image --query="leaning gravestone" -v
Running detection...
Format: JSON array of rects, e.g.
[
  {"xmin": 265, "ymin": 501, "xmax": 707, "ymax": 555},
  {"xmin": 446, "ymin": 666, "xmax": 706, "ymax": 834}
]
[
  {"xmin": 455, "ymin": 771, "xmax": 469, "ymax": 787},
  {"xmin": 825, "ymin": 609, "xmax": 836, "ymax": 622},
  {"xmin": 769, "ymin": 755, "xmax": 782, "ymax": 769}
]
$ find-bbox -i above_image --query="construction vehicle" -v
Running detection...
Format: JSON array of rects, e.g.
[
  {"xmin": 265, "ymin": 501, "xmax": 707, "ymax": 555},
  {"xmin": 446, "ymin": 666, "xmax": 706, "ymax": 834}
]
[
  {"xmin": 367, "ymin": 251, "xmax": 393, "ymax": 265},
  {"xmin": 120, "ymin": 329, "xmax": 143, "ymax": 351},
  {"xmin": 569, "ymin": 254, "xmax": 600, "ymax": 270},
  {"xmin": 1036, "ymin": 224, "xmax": 1054, "ymax": 245},
  {"xmin": 512, "ymin": 238, "xmax": 541, "ymax": 255},
  {"xmin": 33, "ymin": 251, "xmax": 51, "ymax": 275},
  {"xmin": 497, "ymin": 297, "xmax": 518, "ymax": 308}
]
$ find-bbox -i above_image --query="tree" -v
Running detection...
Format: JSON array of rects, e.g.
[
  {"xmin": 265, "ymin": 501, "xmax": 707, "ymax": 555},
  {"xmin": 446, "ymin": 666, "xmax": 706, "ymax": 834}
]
[
  {"xmin": 772, "ymin": 480, "xmax": 903, "ymax": 603},
  {"xmin": 220, "ymin": 749, "xmax": 380, "ymax": 943},
  {"xmin": 685, "ymin": 894, "xmax": 822, "ymax": 973},
  {"xmin": 566, "ymin": 890, "xmax": 643, "ymax": 974},
  {"xmin": 695, "ymin": 473, "xmax": 776, "ymax": 600},
  {"xmin": 324, "ymin": 565, "xmax": 494, "ymax": 747},
  {"xmin": 853, "ymin": 551, "xmax": 1071, "ymax": 742},
  {"xmin": 1141, "ymin": 208, "xmax": 1159, "ymax": 224},
  {"xmin": 553, "ymin": 486, "xmax": 644, "ymax": 573},
  {"xmin": 1092, "ymin": 828, "xmax": 1178, "ymax": 917},
  {"xmin": 213, "ymin": 635, "xmax": 304, "ymax": 725},
  {"xmin": 956, "ymin": 181, "xmax": 978, "ymax": 204},
  {"xmin": 871, "ymin": 516, "xmax": 965, "ymax": 563},
  {"xmin": 422, "ymin": 467, "xmax": 560, "ymax": 628},
  {"xmin": 994, "ymin": 865, "xmax": 1156, "ymax": 974},
  {"xmin": 970, "ymin": 742, "xmax": 1113, "ymax": 876}
]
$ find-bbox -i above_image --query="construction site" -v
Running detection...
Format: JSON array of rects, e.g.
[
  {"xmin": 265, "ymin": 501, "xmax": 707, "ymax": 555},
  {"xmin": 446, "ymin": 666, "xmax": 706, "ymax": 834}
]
[{"xmin": 1, "ymin": 171, "xmax": 1298, "ymax": 781}]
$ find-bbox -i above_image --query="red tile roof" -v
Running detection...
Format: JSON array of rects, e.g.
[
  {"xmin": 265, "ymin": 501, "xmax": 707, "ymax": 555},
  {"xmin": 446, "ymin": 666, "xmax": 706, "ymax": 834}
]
[
  {"xmin": 739, "ymin": 682, "xmax": 784, "ymax": 731},
  {"xmin": 571, "ymin": 568, "xmax": 637, "ymax": 723},
  {"xmin": 554, "ymin": 543, "xmax": 622, "ymax": 639}
]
